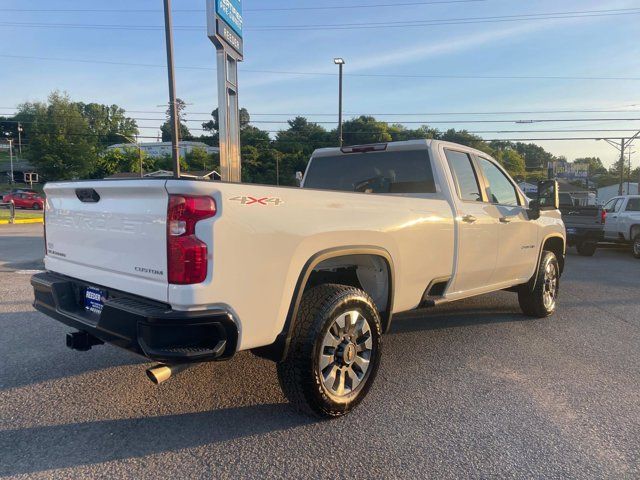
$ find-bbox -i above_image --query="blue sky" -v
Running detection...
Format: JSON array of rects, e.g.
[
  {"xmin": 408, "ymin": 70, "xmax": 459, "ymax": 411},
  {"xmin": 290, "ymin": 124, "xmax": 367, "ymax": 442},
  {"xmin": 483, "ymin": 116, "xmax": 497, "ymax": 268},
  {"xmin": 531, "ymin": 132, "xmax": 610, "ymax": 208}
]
[{"xmin": 1, "ymin": 0, "xmax": 639, "ymax": 167}]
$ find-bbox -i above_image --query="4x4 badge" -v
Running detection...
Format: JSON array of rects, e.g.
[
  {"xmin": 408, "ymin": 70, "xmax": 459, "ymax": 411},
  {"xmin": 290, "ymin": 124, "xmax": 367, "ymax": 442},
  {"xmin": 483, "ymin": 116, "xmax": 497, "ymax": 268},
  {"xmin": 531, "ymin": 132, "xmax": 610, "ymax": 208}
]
[{"xmin": 229, "ymin": 196, "xmax": 284, "ymax": 207}]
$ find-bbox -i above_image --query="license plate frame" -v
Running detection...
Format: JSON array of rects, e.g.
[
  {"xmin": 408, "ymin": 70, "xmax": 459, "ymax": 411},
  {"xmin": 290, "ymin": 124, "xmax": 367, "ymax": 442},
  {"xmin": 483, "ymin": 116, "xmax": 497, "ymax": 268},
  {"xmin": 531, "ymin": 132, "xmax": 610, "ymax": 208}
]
[{"xmin": 84, "ymin": 287, "xmax": 108, "ymax": 316}]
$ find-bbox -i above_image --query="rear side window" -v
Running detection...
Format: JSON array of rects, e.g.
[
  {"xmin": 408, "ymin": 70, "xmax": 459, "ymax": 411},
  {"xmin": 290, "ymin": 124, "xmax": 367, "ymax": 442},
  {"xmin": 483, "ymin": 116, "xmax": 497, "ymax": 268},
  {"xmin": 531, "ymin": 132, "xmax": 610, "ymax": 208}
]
[
  {"xmin": 303, "ymin": 150, "xmax": 437, "ymax": 194},
  {"xmin": 477, "ymin": 157, "xmax": 520, "ymax": 206},
  {"xmin": 445, "ymin": 150, "xmax": 482, "ymax": 202},
  {"xmin": 626, "ymin": 198, "xmax": 640, "ymax": 211}
]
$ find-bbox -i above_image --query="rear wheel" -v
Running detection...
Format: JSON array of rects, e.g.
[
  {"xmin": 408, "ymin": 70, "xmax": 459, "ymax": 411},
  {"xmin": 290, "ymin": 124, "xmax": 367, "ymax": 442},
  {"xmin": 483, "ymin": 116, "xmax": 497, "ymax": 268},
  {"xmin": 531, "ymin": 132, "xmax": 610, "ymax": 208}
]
[
  {"xmin": 633, "ymin": 234, "xmax": 640, "ymax": 259},
  {"xmin": 277, "ymin": 284, "xmax": 382, "ymax": 418},
  {"xmin": 32, "ymin": 203, "xmax": 41, "ymax": 210},
  {"xmin": 576, "ymin": 241, "xmax": 597, "ymax": 257},
  {"xmin": 518, "ymin": 251, "xmax": 560, "ymax": 318}
]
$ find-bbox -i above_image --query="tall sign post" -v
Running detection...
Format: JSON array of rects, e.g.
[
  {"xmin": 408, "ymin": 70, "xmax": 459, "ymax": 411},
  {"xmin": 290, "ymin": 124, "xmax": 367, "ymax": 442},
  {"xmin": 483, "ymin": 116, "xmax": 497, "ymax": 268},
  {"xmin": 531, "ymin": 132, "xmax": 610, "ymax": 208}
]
[{"xmin": 207, "ymin": 0, "xmax": 243, "ymax": 183}]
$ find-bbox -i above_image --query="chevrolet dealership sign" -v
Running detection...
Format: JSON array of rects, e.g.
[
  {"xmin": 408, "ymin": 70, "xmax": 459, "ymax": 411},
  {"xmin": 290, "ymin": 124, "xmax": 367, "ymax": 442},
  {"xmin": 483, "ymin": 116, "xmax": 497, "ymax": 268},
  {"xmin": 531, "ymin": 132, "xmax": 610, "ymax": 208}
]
[{"xmin": 207, "ymin": 0, "xmax": 243, "ymax": 56}]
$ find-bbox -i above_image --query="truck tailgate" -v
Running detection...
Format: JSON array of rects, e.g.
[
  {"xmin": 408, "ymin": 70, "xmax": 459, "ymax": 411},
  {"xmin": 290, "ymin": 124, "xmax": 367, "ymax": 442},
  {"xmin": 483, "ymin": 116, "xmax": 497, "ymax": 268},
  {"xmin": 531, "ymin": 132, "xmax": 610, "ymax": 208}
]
[{"xmin": 44, "ymin": 180, "xmax": 169, "ymax": 303}]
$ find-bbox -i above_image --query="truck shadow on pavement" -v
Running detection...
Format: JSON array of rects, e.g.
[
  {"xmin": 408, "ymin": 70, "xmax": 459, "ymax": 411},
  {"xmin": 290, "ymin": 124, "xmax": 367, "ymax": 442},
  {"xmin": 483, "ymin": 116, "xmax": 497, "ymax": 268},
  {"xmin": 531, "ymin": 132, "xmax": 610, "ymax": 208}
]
[{"xmin": 0, "ymin": 404, "xmax": 317, "ymax": 476}]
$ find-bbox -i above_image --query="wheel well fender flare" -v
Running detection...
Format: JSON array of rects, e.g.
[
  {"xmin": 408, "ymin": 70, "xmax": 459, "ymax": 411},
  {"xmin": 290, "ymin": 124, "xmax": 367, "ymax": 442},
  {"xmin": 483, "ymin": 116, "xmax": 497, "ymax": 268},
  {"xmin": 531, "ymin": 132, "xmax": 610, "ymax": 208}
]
[
  {"xmin": 252, "ymin": 246, "xmax": 395, "ymax": 362},
  {"xmin": 529, "ymin": 235, "xmax": 565, "ymax": 291}
]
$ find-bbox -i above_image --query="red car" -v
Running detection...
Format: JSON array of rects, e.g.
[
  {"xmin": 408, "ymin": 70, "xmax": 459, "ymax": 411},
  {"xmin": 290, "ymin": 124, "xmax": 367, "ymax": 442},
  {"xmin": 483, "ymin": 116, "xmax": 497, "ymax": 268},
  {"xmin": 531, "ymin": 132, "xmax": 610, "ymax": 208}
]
[{"xmin": 3, "ymin": 192, "xmax": 45, "ymax": 210}]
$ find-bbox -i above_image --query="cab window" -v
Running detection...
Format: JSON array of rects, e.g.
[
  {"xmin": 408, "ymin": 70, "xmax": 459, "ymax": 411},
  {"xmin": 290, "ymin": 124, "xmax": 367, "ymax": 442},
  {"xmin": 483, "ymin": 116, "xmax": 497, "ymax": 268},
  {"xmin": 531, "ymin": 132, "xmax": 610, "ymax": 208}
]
[
  {"xmin": 445, "ymin": 150, "xmax": 482, "ymax": 202},
  {"xmin": 603, "ymin": 198, "xmax": 621, "ymax": 213},
  {"xmin": 477, "ymin": 157, "xmax": 520, "ymax": 206},
  {"xmin": 626, "ymin": 198, "xmax": 640, "ymax": 212}
]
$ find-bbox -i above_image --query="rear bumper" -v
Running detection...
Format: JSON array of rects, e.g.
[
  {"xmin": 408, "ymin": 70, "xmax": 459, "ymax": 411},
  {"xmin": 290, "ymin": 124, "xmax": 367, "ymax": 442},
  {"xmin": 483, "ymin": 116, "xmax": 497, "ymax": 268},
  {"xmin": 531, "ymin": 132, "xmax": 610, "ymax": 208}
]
[
  {"xmin": 565, "ymin": 227, "xmax": 604, "ymax": 245},
  {"xmin": 31, "ymin": 272, "xmax": 238, "ymax": 363}
]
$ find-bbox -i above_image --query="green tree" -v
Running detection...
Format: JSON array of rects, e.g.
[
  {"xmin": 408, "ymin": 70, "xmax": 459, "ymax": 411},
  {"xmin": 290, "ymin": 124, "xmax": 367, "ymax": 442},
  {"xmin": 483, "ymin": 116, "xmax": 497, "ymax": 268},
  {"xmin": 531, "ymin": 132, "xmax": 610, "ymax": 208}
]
[
  {"xmin": 340, "ymin": 116, "xmax": 392, "ymax": 146},
  {"xmin": 93, "ymin": 147, "xmax": 152, "ymax": 178},
  {"xmin": 185, "ymin": 147, "xmax": 213, "ymax": 171},
  {"xmin": 203, "ymin": 107, "xmax": 251, "ymax": 134},
  {"xmin": 75, "ymin": 103, "xmax": 138, "ymax": 145},
  {"xmin": 20, "ymin": 92, "xmax": 97, "ymax": 180},
  {"xmin": 442, "ymin": 129, "xmax": 494, "ymax": 155},
  {"xmin": 274, "ymin": 117, "xmax": 330, "ymax": 155},
  {"xmin": 495, "ymin": 149, "xmax": 526, "ymax": 178},
  {"xmin": 161, "ymin": 98, "xmax": 192, "ymax": 142}
]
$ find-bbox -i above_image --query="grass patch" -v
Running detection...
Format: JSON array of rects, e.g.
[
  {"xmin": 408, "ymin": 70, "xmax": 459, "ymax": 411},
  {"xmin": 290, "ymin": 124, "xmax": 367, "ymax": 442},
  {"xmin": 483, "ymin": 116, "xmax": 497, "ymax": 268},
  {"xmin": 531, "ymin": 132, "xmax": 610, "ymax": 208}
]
[{"xmin": 0, "ymin": 208, "xmax": 44, "ymax": 221}]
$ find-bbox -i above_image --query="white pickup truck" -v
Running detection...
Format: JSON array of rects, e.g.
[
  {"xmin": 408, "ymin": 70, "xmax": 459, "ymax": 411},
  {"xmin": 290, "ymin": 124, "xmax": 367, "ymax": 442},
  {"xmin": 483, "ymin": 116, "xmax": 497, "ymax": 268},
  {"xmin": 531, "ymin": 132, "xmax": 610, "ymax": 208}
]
[
  {"xmin": 602, "ymin": 195, "xmax": 640, "ymax": 258},
  {"xmin": 32, "ymin": 140, "xmax": 565, "ymax": 417}
]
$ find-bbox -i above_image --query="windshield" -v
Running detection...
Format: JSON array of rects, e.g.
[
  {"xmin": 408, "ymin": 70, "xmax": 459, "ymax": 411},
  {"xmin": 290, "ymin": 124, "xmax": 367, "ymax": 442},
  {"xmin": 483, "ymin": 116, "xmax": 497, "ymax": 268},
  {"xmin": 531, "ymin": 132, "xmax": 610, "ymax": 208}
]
[{"xmin": 303, "ymin": 150, "xmax": 437, "ymax": 194}]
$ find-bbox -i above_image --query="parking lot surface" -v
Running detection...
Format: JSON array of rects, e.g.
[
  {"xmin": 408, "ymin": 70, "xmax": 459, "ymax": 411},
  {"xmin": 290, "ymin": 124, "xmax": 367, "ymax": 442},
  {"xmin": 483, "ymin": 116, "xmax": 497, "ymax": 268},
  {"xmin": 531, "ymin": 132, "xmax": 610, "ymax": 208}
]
[{"xmin": 1, "ymin": 225, "xmax": 639, "ymax": 479}]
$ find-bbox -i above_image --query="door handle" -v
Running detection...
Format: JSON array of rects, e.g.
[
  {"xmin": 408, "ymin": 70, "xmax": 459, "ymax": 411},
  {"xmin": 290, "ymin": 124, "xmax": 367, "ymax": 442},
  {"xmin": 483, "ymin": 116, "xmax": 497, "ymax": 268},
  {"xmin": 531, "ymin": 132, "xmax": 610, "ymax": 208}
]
[
  {"xmin": 499, "ymin": 217, "xmax": 512, "ymax": 224},
  {"xmin": 461, "ymin": 215, "xmax": 477, "ymax": 224}
]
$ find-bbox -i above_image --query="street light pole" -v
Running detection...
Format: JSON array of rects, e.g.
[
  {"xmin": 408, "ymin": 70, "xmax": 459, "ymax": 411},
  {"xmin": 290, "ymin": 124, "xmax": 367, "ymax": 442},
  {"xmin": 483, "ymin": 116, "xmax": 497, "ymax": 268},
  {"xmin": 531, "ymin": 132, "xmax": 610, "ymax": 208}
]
[
  {"xmin": 163, "ymin": 0, "xmax": 181, "ymax": 179},
  {"xmin": 334, "ymin": 58, "xmax": 345, "ymax": 147},
  {"xmin": 619, "ymin": 139, "xmax": 625, "ymax": 196},
  {"xmin": 7, "ymin": 138, "xmax": 14, "ymax": 184}
]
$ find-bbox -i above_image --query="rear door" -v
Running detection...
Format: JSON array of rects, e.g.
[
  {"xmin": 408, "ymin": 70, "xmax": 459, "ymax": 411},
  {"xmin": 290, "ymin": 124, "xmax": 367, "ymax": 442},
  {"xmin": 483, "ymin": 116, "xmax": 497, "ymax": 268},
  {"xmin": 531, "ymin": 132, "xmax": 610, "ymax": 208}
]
[
  {"xmin": 443, "ymin": 148, "xmax": 499, "ymax": 294},
  {"xmin": 44, "ymin": 180, "xmax": 170, "ymax": 303}
]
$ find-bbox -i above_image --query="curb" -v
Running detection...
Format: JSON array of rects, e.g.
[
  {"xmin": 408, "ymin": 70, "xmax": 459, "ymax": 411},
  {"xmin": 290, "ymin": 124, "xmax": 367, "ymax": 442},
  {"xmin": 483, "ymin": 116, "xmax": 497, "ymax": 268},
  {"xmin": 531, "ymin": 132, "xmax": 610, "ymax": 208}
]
[{"xmin": 0, "ymin": 218, "xmax": 44, "ymax": 225}]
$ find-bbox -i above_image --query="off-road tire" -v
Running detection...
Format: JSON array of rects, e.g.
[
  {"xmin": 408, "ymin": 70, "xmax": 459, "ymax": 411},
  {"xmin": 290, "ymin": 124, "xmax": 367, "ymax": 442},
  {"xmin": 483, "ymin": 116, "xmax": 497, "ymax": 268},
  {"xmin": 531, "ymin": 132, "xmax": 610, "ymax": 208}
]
[
  {"xmin": 633, "ymin": 234, "xmax": 640, "ymax": 259},
  {"xmin": 576, "ymin": 241, "xmax": 597, "ymax": 257},
  {"xmin": 277, "ymin": 284, "xmax": 383, "ymax": 418},
  {"xmin": 518, "ymin": 251, "xmax": 560, "ymax": 318}
]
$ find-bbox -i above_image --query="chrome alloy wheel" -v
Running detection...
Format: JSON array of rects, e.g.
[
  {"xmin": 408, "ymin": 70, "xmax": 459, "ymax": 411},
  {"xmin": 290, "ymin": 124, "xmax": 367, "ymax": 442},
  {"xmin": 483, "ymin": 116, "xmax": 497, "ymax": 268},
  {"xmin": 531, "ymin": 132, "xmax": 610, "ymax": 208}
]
[
  {"xmin": 542, "ymin": 261, "xmax": 558, "ymax": 311},
  {"xmin": 318, "ymin": 310, "xmax": 373, "ymax": 397},
  {"xmin": 634, "ymin": 237, "xmax": 640, "ymax": 257}
]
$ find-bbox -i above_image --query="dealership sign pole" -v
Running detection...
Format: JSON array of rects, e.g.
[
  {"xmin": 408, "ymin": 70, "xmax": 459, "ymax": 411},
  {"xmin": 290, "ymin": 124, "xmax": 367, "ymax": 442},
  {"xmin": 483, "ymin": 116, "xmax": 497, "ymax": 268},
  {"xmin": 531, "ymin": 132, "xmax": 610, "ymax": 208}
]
[{"xmin": 207, "ymin": 0, "xmax": 243, "ymax": 183}]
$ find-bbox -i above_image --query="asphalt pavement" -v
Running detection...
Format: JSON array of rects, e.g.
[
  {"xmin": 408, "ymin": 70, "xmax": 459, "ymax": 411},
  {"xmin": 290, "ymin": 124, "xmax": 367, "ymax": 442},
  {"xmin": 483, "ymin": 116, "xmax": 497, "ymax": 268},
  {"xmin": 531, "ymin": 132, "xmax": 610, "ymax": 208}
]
[{"xmin": 1, "ymin": 225, "xmax": 639, "ymax": 479}]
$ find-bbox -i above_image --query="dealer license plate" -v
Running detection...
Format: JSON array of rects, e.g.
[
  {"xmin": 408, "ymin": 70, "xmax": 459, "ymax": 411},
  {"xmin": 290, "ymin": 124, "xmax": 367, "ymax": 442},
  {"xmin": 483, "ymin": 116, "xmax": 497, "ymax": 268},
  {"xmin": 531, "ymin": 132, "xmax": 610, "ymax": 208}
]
[{"xmin": 84, "ymin": 287, "xmax": 107, "ymax": 315}]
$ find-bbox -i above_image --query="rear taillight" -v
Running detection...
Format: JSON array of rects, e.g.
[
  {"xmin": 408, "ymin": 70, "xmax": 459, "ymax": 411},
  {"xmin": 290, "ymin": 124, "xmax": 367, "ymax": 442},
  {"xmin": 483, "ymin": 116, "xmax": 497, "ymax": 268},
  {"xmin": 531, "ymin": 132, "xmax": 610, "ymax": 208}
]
[
  {"xmin": 601, "ymin": 209, "xmax": 607, "ymax": 225},
  {"xmin": 167, "ymin": 195, "xmax": 216, "ymax": 285}
]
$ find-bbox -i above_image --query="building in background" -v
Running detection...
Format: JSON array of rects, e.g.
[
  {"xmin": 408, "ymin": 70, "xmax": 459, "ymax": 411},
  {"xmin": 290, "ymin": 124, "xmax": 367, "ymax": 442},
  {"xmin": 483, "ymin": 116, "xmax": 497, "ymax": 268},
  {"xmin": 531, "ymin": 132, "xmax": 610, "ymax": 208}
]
[
  {"xmin": 597, "ymin": 183, "xmax": 639, "ymax": 204},
  {"xmin": 107, "ymin": 141, "xmax": 220, "ymax": 158}
]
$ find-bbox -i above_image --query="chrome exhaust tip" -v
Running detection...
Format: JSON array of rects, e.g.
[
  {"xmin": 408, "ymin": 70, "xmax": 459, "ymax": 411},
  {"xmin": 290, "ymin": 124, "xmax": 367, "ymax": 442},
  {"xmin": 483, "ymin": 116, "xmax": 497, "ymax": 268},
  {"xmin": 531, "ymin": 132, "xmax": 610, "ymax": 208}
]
[{"xmin": 145, "ymin": 364, "xmax": 190, "ymax": 385}]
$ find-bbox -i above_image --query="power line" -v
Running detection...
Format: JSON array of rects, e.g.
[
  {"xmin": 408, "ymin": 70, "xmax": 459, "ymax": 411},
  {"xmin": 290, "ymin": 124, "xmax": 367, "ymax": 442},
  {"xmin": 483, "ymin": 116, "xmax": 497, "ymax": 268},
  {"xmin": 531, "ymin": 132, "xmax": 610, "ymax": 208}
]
[
  {"xmin": 2, "ymin": 54, "xmax": 638, "ymax": 82},
  {"xmin": 5, "ymin": 117, "xmax": 640, "ymax": 126},
  {"xmin": 0, "ymin": 1, "xmax": 490, "ymax": 13},
  {"xmin": 4, "ymin": 107, "xmax": 640, "ymax": 116},
  {"xmin": 4, "ymin": 116, "xmax": 640, "ymax": 126},
  {"xmin": 1, "ymin": 8, "xmax": 638, "ymax": 32}
]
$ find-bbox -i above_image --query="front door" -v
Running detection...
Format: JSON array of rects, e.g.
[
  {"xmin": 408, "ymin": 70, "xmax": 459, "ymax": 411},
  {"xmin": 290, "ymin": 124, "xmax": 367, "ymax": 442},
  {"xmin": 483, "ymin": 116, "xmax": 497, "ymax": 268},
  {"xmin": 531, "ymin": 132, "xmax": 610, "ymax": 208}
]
[
  {"xmin": 603, "ymin": 198, "xmax": 623, "ymax": 240},
  {"xmin": 476, "ymin": 157, "xmax": 539, "ymax": 284},
  {"xmin": 443, "ymin": 149, "xmax": 499, "ymax": 294}
]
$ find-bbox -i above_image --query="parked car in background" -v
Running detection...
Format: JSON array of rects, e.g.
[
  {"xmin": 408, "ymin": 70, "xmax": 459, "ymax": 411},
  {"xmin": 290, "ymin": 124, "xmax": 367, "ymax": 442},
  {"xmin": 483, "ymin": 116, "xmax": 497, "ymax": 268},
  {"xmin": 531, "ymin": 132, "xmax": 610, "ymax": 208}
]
[
  {"xmin": 602, "ymin": 195, "xmax": 640, "ymax": 258},
  {"xmin": 1, "ymin": 189, "xmax": 39, "ymax": 202},
  {"xmin": 3, "ymin": 192, "xmax": 45, "ymax": 210},
  {"xmin": 560, "ymin": 193, "xmax": 603, "ymax": 256}
]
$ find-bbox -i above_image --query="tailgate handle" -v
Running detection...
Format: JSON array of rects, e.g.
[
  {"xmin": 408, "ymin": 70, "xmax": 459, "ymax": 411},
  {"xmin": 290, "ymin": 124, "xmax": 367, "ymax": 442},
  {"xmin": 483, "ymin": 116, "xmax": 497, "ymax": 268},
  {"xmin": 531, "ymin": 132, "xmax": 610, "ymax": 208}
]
[{"xmin": 76, "ymin": 189, "xmax": 100, "ymax": 203}]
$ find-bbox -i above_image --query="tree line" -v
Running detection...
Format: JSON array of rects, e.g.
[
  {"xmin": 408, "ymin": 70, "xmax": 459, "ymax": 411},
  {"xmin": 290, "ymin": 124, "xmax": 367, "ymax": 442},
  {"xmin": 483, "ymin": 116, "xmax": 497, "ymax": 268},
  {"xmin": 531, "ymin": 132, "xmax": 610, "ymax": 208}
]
[{"xmin": 1, "ymin": 91, "xmax": 634, "ymax": 187}]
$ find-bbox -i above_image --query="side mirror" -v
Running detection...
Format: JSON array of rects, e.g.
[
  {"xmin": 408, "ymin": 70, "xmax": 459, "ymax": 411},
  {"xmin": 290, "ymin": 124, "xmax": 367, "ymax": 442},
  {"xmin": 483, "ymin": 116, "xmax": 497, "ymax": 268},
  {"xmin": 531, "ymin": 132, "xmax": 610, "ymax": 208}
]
[
  {"xmin": 295, "ymin": 171, "xmax": 304, "ymax": 187},
  {"xmin": 527, "ymin": 198, "xmax": 541, "ymax": 221},
  {"xmin": 537, "ymin": 180, "xmax": 560, "ymax": 210}
]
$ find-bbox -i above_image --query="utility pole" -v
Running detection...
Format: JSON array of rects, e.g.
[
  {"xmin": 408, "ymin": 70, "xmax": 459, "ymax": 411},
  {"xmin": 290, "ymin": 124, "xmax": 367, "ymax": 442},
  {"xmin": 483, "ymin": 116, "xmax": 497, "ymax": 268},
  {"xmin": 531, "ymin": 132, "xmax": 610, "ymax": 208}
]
[
  {"xmin": 163, "ymin": 0, "xmax": 181, "ymax": 179},
  {"xmin": 334, "ymin": 58, "xmax": 345, "ymax": 147},
  {"xmin": 597, "ymin": 132, "xmax": 640, "ymax": 196},
  {"xmin": 17, "ymin": 123, "xmax": 23, "ymax": 158}
]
